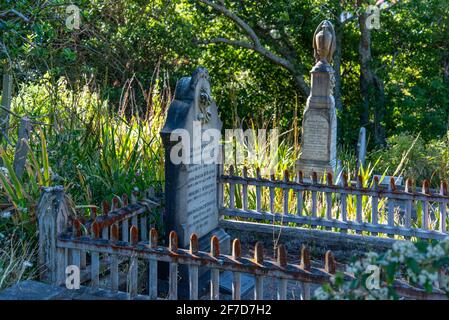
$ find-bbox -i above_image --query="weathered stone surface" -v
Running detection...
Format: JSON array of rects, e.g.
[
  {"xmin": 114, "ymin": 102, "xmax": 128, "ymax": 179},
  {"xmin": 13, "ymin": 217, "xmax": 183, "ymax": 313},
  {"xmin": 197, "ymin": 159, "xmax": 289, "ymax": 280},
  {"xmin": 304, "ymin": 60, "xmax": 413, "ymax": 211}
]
[
  {"xmin": 160, "ymin": 67, "xmax": 230, "ymax": 297},
  {"xmin": 0, "ymin": 280, "xmax": 66, "ymax": 300},
  {"xmin": 0, "ymin": 280, "xmax": 152, "ymax": 300}
]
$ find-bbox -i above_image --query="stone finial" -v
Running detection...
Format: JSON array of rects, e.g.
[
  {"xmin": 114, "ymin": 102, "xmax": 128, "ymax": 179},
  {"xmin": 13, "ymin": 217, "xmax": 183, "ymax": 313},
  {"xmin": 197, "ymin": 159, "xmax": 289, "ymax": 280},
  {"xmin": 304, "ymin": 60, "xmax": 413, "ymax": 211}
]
[{"xmin": 313, "ymin": 20, "xmax": 336, "ymax": 64}]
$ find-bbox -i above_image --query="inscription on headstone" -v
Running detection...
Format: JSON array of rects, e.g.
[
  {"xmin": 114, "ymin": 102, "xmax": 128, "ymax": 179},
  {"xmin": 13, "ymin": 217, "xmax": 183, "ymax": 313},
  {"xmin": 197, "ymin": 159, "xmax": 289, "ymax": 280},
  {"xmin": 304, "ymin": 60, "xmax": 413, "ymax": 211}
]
[
  {"xmin": 301, "ymin": 114, "xmax": 330, "ymax": 161},
  {"xmin": 185, "ymin": 163, "xmax": 217, "ymax": 237}
]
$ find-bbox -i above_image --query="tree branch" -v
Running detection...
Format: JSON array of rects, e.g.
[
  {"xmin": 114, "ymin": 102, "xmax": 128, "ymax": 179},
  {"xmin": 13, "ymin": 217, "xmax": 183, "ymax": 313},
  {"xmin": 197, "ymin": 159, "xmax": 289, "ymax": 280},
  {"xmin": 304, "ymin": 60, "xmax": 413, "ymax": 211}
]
[
  {"xmin": 197, "ymin": 0, "xmax": 260, "ymax": 46},
  {"xmin": 197, "ymin": 38, "xmax": 255, "ymax": 50},
  {"xmin": 196, "ymin": 0, "xmax": 311, "ymax": 97},
  {"xmin": 196, "ymin": 1, "xmax": 306, "ymax": 78},
  {"xmin": 198, "ymin": 36, "xmax": 298, "ymax": 76}
]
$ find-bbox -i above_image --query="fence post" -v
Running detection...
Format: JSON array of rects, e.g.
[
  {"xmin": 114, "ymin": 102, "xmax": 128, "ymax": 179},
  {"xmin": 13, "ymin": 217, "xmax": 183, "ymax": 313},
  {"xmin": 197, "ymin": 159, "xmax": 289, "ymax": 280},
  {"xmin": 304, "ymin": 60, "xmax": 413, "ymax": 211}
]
[{"xmin": 37, "ymin": 186, "xmax": 72, "ymax": 284}]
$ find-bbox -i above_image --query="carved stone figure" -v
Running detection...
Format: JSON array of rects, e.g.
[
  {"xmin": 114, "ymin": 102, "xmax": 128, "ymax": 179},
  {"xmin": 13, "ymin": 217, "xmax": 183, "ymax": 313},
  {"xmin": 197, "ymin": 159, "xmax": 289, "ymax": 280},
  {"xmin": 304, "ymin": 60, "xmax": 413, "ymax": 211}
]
[{"xmin": 313, "ymin": 20, "xmax": 336, "ymax": 64}]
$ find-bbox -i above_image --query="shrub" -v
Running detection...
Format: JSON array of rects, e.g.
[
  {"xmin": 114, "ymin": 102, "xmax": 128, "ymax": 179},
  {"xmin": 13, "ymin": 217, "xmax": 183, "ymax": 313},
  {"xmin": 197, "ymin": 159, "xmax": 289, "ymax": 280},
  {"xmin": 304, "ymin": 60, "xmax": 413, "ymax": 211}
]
[
  {"xmin": 369, "ymin": 132, "xmax": 449, "ymax": 186},
  {"xmin": 314, "ymin": 240, "xmax": 449, "ymax": 300}
]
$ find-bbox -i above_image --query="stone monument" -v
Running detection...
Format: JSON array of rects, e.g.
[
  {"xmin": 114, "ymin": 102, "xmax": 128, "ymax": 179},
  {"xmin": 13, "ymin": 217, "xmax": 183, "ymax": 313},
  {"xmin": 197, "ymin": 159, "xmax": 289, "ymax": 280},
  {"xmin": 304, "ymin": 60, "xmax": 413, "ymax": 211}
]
[
  {"xmin": 296, "ymin": 20, "xmax": 338, "ymax": 180},
  {"xmin": 161, "ymin": 67, "xmax": 230, "ymax": 254}
]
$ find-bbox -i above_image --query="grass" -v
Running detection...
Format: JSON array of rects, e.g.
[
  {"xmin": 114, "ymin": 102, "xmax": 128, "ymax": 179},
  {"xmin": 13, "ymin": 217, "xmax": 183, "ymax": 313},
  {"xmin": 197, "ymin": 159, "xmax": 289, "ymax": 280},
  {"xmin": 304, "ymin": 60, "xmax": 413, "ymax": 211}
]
[
  {"xmin": 0, "ymin": 228, "xmax": 38, "ymax": 290},
  {"xmin": 0, "ymin": 74, "xmax": 169, "ymax": 288}
]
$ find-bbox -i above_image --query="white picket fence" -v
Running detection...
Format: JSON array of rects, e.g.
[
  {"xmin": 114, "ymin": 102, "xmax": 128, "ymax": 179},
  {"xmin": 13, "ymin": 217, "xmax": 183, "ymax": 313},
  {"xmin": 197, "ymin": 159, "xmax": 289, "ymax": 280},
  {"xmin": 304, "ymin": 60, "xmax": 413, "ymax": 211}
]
[{"xmin": 218, "ymin": 166, "xmax": 449, "ymax": 240}]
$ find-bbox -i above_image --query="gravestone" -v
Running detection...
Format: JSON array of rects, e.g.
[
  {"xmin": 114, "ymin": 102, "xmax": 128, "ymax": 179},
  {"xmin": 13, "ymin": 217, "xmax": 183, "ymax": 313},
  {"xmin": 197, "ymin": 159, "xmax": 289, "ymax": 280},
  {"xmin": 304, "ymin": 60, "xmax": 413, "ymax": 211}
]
[
  {"xmin": 357, "ymin": 127, "xmax": 367, "ymax": 171},
  {"xmin": 296, "ymin": 20, "xmax": 338, "ymax": 180},
  {"xmin": 161, "ymin": 67, "xmax": 230, "ymax": 295},
  {"xmin": 161, "ymin": 67, "xmax": 229, "ymax": 250}
]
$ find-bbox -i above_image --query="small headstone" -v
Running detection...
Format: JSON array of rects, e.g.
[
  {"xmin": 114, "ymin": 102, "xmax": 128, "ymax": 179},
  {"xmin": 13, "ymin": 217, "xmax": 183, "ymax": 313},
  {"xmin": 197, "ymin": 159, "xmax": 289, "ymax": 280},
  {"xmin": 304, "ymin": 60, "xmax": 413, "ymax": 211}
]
[
  {"xmin": 357, "ymin": 127, "xmax": 367, "ymax": 171},
  {"xmin": 296, "ymin": 20, "xmax": 338, "ymax": 180}
]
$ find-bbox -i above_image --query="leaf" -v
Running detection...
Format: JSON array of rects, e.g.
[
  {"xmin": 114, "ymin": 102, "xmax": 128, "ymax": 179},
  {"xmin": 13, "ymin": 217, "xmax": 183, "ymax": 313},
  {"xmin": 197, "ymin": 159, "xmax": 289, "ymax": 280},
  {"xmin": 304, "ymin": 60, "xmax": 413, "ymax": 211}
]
[
  {"xmin": 386, "ymin": 263, "xmax": 397, "ymax": 283},
  {"xmin": 405, "ymin": 258, "xmax": 420, "ymax": 274},
  {"xmin": 39, "ymin": 130, "xmax": 50, "ymax": 187},
  {"xmin": 0, "ymin": 172, "xmax": 18, "ymax": 207},
  {"xmin": 0, "ymin": 149, "xmax": 25, "ymax": 201},
  {"xmin": 415, "ymin": 241, "xmax": 428, "ymax": 253}
]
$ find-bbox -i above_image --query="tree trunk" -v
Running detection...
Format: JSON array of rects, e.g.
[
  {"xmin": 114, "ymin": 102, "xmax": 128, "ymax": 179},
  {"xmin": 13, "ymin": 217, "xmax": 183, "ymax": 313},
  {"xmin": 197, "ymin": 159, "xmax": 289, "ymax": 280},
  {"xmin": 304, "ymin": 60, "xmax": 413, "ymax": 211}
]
[
  {"xmin": 333, "ymin": 20, "xmax": 343, "ymax": 112},
  {"xmin": 358, "ymin": 10, "xmax": 386, "ymax": 146},
  {"xmin": 294, "ymin": 73, "xmax": 310, "ymax": 98}
]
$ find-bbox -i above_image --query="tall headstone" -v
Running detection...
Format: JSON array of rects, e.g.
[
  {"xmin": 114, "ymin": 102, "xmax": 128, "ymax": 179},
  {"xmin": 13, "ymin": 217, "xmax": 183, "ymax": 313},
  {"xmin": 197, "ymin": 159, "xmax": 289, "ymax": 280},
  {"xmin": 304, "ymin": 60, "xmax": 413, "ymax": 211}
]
[
  {"xmin": 161, "ymin": 67, "xmax": 230, "ymax": 252},
  {"xmin": 296, "ymin": 20, "xmax": 338, "ymax": 180}
]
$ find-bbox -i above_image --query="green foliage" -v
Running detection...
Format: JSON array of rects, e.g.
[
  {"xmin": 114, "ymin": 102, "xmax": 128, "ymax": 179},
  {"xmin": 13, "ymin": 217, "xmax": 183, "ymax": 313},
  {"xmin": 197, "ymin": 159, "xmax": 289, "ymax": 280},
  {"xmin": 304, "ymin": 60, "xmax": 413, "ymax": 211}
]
[
  {"xmin": 370, "ymin": 132, "xmax": 449, "ymax": 185},
  {"xmin": 2, "ymin": 0, "xmax": 448, "ymax": 148},
  {"xmin": 314, "ymin": 240, "xmax": 449, "ymax": 300},
  {"xmin": 0, "ymin": 75, "xmax": 166, "ymax": 230}
]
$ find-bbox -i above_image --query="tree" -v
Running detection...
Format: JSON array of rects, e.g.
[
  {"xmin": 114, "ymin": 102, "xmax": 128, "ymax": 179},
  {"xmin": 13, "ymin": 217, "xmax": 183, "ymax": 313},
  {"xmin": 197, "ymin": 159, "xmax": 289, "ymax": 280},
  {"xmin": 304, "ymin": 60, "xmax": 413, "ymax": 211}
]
[
  {"xmin": 195, "ymin": 0, "xmax": 313, "ymax": 100},
  {"xmin": 357, "ymin": 0, "xmax": 386, "ymax": 146}
]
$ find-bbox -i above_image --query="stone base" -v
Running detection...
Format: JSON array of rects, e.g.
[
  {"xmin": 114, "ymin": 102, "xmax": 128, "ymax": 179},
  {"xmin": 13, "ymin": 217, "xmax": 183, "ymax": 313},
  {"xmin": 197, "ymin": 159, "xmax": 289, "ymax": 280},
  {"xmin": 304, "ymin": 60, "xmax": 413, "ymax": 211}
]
[
  {"xmin": 0, "ymin": 280, "xmax": 154, "ymax": 300},
  {"xmin": 198, "ymin": 227, "xmax": 231, "ymax": 256},
  {"xmin": 296, "ymin": 159, "xmax": 336, "ymax": 181}
]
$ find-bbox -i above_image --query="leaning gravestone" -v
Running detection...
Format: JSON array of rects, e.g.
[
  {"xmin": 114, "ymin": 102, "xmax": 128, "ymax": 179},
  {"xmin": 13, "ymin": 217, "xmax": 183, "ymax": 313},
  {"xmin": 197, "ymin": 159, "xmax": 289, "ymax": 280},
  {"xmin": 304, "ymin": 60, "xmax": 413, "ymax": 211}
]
[
  {"xmin": 296, "ymin": 20, "xmax": 338, "ymax": 180},
  {"xmin": 161, "ymin": 68, "xmax": 230, "ymax": 295}
]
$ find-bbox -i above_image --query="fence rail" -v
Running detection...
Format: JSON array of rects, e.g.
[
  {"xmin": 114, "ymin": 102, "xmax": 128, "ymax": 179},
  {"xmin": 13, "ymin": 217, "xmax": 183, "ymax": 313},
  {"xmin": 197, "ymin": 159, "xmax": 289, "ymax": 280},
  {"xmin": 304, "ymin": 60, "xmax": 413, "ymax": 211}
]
[{"xmin": 219, "ymin": 166, "xmax": 449, "ymax": 241}]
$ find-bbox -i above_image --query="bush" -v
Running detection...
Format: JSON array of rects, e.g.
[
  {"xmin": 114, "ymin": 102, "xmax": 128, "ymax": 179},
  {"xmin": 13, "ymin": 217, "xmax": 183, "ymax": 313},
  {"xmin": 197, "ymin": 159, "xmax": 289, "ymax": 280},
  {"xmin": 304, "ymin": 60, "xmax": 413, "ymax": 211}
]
[
  {"xmin": 369, "ymin": 132, "xmax": 449, "ymax": 186},
  {"xmin": 314, "ymin": 240, "xmax": 449, "ymax": 300}
]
